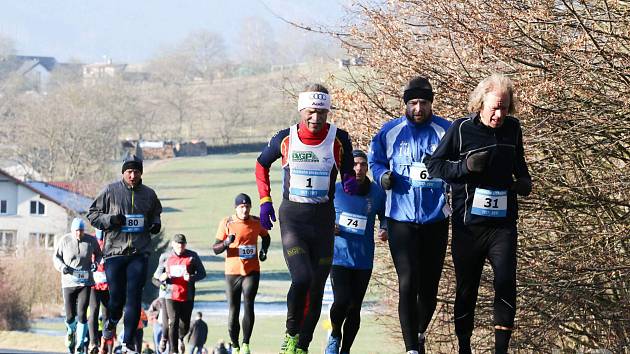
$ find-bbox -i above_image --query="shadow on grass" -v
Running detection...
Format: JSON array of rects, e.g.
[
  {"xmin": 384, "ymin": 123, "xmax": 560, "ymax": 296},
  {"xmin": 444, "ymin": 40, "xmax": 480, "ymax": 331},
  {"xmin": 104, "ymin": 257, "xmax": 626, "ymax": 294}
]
[
  {"xmin": 200, "ymin": 254, "xmax": 224, "ymax": 263},
  {"xmin": 195, "ymin": 289, "xmax": 227, "ymax": 296},
  {"xmin": 162, "ymin": 207, "xmax": 182, "ymax": 213},
  {"xmin": 157, "ymin": 181, "xmax": 254, "ymax": 190},
  {"xmin": 261, "ymin": 271, "xmax": 291, "ymax": 281}
]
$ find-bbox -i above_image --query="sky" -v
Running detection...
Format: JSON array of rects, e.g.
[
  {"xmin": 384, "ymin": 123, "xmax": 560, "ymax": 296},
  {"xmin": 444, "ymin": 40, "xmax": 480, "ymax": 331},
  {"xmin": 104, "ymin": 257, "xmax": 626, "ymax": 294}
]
[{"xmin": 0, "ymin": 0, "xmax": 351, "ymax": 63}]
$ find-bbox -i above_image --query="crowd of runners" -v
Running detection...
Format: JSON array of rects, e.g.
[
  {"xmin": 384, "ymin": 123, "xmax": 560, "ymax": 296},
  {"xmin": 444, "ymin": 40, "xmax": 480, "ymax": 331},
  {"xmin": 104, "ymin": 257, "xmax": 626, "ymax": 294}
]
[{"xmin": 54, "ymin": 73, "xmax": 531, "ymax": 354}]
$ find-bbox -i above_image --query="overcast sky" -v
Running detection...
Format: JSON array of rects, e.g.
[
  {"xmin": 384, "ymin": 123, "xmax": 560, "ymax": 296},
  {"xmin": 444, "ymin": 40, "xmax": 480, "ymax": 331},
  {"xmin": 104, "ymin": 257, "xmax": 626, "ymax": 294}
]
[{"xmin": 0, "ymin": 0, "xmax": 350, "ymax": 63}]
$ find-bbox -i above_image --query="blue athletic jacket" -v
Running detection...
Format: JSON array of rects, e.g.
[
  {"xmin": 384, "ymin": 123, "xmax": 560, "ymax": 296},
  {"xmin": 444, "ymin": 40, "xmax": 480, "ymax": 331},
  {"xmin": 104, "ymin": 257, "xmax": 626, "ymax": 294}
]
[
  {"xmin": 333, "ymin": 181, "xmax": 386, "ymax": 269},
  {"xmin": 368, "ymin": 115, "xmax": 451, "ymax": 224}
]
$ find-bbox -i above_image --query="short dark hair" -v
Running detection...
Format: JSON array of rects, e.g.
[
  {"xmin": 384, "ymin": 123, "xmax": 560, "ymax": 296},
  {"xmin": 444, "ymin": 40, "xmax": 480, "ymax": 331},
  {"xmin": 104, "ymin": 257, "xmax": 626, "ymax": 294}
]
[
  {"xmin": 197, "ymin": 311, "xmax": 202, "ymax": 318},
  {"xmin": 303, "ymin": 83, "xmax": 329, "ymax": 94}
]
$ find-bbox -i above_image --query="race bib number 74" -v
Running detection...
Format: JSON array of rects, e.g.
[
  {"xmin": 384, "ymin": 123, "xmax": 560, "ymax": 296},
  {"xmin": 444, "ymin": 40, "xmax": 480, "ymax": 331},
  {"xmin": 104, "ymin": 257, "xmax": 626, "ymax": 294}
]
[{"xmin": 338, "ymin": 212, "xmax": 368, "ymax": 235}]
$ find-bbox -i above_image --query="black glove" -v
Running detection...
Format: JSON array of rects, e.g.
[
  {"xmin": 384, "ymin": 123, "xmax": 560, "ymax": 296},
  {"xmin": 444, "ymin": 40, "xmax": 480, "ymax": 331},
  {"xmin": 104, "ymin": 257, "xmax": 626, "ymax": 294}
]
[
  {"xmin": 259, "ymin": 249, "xmax": 268, "ymax": 262},
  {"xmin": 224, "ymin": 234, "xmax": 236, "ymax": 247},
  {"xmin": 511, "ymin": 177, "xmax": 532, "ymax": 196},
  {"xmin": 149, "ymin": 223, "xmax": 161, "ymax": 234},
  {"xmin": 466, "ymin": 151, "xmax": 490, "ymax": 173},
  {"xmin": 62, "ymin": 266, "xmax": 73, "ymax": 275},
  {"xmin": 110, "ymin": 214, "xmax": 126, "ymax": 227},
  {"xmin": 380, "ymin": 171, "xmax": 393, "ymax": 190}
]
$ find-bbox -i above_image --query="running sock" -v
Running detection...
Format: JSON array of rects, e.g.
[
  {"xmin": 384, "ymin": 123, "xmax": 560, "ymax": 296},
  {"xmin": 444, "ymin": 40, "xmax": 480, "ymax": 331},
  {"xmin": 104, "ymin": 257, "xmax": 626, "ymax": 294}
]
[
  {"xmin": 457, "ymin": 335, "xmax": 472, "ymax": 354},
  {"xmin": 494, "ymin": 329, "xmax": 512, "ymax": 354}
]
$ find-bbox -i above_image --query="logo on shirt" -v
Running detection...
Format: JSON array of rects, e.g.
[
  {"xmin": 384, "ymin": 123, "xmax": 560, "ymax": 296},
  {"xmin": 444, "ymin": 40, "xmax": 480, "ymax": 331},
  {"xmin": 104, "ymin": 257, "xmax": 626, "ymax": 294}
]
[{"xmin": 292, "ymin": 151, "xmax": 319, "ymax": 162}]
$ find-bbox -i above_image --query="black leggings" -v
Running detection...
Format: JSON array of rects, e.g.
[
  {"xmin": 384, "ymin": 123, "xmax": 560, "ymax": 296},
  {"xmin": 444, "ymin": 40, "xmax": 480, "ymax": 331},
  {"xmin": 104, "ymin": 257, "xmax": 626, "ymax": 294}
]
[
  {"xmin": 329, "ymin": 266, "xmax": 372, "ymax": 352},
  {"xmin": 388, "ymin": 218, "xmax": 449, "ymax": 352},
  {"xmin": 160, "ymin": 297, "xmax": 169, "ymax": 344},
  {"xmin": 88, "ymin": 288, "xmax": 110, "ymax": 346},
  {"xmin": 452, "ymin": 222, "xmax": 517, "ymax": 338},
  {"xmin": 63, "ymin": 286, "xmax": 91, "ymax": 324},
  {"xmin": 279, "ymin": 200, "xmax": 335, "ymax": 350},
  {"xmin": 226, "ymin": 272, "xmax": 260, "ymax": 346},
  {"xmin": 165, "ymin": 299, "xmax": 194, "ymax": 354}
]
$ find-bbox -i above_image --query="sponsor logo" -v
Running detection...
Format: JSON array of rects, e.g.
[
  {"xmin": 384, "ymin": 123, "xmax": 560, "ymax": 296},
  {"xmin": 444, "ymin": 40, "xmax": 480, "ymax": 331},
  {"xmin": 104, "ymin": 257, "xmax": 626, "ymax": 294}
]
[
  {"xmin": 310, "ymin": 93, "xmax": 328, "ymax": 100},
  {"xmin": 292, "ymin": 151, "xmax": 319, "ymax": 162}
]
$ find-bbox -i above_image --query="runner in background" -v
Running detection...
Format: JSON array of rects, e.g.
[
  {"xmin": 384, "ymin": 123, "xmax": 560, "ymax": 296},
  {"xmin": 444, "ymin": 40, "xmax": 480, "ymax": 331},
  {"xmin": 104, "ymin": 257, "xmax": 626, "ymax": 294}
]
[
  {"xmin": 88, "ymin": 229, "xmax": 109, "ymax": 354},
  {"xmin": 213, "ymin": 193, "xmax": 270, "ymax": 354},
  {"xmin": 325, "ymin": 149, "xmax": 387, "ymax": 354},
  {"xmin": 154, "ymin": 234, "xmax": 206, "ymax": 354},
  {"xmin": 53, "ymin": 218, "xmax": 103, "ymax": 354}
]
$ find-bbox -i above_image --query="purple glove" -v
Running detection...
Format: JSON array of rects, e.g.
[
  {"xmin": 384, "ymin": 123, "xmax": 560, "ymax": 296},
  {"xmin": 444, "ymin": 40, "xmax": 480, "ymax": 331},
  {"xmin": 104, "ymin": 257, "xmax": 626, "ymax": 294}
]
[
  {"xmin": 260, "ymin": 201, "xmax": 276, "ymax": 230},
  {"xmin": 342, "ymin": 173, "xmax": 359, "ymax": 195}
]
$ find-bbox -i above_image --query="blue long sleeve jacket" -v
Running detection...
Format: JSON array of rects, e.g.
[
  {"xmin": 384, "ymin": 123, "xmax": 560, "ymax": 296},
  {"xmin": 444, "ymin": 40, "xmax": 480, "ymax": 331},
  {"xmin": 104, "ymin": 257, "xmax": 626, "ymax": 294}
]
[{"xmin": 368, "ymin": 115, "xmax": 451, "ymax": 224}]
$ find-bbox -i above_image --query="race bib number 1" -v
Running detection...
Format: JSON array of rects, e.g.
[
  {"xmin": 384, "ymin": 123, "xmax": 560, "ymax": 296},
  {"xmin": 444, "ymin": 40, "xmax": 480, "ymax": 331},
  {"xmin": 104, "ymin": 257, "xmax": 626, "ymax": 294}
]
[
  {"xmin": 239, "ymin": 245, "xmax": 257, "ymax": 260},
  {"xmin": 122, "ymin": 214, "xmax": 144, "ymax": 233},
  {"xmin": 289, "ymin": 169, "xmax": 329, "ymax": 197},
  {"xmin": 471, "ymin": 188, "xmax": 508, "ymax": 217},
  {"xmin": 338, "ymin": 212, "xmax": 368, "ymax": 235}
]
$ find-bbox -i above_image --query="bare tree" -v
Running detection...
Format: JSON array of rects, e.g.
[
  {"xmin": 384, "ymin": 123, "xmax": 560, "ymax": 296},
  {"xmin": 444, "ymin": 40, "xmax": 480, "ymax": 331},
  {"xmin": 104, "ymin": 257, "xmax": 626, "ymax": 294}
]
[{"xmin": 329, "ymin": 0, "xmax": 630, "ymax": 352}]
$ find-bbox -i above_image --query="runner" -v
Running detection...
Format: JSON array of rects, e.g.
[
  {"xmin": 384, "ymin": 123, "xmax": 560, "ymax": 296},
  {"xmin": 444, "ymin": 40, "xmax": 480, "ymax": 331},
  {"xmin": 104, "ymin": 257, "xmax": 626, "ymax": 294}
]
[
  {"xmin": 213, "ymin": 193, "xmax": 270, "ymax": 354},
  {"xmin": 154, "ymin": 234, "xmax": 207, "ymax": 354},
  {"xmin": 324, "ymin": 149, "xmax": 387, "ymax": 354},
  {"xmin": 256, "ymin": 83, "xmax": 357, "ymax": 354},
  {"xmin": 147, "ymin": 295, "xmax": 168, "ymax": 354},
  {"xmin": 86, "ymin": 229, "xmax": 110, "ymax": 354},
  {"xmin": 368, "ymin": 76, "xmax": 451, "ymax": 354},
  {"xmin": 87, "ymin": 155, "xmax": 163, "ymax": 354},
  {"xmin": 186, "ymin": 312, "xmax": 208, "ymax": 354},
  {"xmin": 427, "ymin": 74, "xmax": 531, "ymax": 354},
  {"xmin": 53, "ymin": 218, "xmax": 103, "ymax": 354}
]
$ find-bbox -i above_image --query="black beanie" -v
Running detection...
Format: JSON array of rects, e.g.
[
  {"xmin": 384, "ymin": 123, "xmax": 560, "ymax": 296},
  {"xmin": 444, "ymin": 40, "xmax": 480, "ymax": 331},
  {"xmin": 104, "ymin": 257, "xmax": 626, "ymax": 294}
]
[
  {"xmin": 235, "ymin": 193, "xmax": 252, "ymax": 206},
  {"xmin": 403, "ymin": 76, "xmax": 434, "ymax": 103},
  {"xmin": 121, "ymin": 155, "xmax": 143, "ymax": 173}
]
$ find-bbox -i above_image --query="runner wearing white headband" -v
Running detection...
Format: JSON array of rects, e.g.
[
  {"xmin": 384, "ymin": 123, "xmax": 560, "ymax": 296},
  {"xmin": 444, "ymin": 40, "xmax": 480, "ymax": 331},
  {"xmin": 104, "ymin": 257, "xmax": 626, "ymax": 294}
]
[{"xmin": 297, "ymin": 91, "xmax": 332, "ymax": 111}]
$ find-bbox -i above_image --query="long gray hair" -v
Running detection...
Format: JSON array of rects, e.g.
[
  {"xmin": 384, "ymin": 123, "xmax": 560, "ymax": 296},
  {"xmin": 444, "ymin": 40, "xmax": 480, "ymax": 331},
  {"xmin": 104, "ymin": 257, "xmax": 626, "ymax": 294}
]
[{"xmin": 467, "ymin": 74, "xmax": 516, "ymax": 114}]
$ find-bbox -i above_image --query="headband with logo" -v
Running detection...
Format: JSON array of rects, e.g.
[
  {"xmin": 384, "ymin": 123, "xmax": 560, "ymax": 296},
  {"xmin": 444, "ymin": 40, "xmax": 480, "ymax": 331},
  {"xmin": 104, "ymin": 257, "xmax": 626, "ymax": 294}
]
[{"xmin": 297, "ymin": 92, "xmax": 331, "ymax": 111}]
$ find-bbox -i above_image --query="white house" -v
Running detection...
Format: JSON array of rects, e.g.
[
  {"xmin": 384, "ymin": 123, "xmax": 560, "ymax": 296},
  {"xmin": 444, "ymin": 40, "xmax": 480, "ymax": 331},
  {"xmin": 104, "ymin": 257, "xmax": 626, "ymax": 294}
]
[{"xmin": 0, "ymin": 169, "xmax": 92, "ymax": 254}]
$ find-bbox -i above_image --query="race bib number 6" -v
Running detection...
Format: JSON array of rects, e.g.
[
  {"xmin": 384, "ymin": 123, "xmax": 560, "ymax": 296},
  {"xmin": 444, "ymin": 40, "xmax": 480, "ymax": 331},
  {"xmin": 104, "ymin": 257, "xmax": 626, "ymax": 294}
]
[
  {"xmin": 338, "ymin": 212, "xmax": 368, "ymax": 235},
  {"xmin": 122, "ymin": 214, "xmax": 144, "ymax": 233},
  {"xmin": 471, "ymin": 188, "xmax": 507, "ymax": 217}
]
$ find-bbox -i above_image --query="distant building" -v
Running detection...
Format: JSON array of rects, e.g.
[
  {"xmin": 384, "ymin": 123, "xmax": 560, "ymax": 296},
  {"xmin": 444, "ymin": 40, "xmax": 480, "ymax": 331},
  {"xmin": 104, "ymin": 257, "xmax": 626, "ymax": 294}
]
[
  {"xmin": 83, "ymin": 58, "xmax": 150, "ymax": 85},
  {"xmin": 1, "ymin": 55, "xmax": 58, "ymax": 92},
  {"xmin": 0, "ymin": 169, "xmax": 92, "ymax": 255}
]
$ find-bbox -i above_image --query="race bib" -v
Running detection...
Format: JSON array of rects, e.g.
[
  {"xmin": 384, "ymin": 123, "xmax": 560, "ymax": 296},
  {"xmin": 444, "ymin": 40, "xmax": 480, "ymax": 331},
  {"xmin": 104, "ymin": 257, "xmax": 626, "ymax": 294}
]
[
  {"xmin": 409, "ymin": 163, "xmax": 443, "ymax": 188},
  {"xmin": 73, "ymin": 270, "xmax": 89, "ymax": 283},
  {"xmin": 169, "ymin": 264, "xmax": 186, "ymax": 278},
  {"xmin": 93, "ymin": 271, "xmax": 107, "ymax": 284},
  {"xmin": 289, "ymin": 169, "xmax": 329, "ymax": 197},
  {"xmin": 338, "ymin": 212, "xmax": 368, "ymax": 235},
  {"xmin": 122, "ymin": 214, "xmax": 144, "ymax": 233},
  {"xmin": 238, "ymin": 245, "xmax": 257, "ymax": 260},
  {"xmin": 471, "ymin": 188, "xmax": 508, "ymax": 217}
]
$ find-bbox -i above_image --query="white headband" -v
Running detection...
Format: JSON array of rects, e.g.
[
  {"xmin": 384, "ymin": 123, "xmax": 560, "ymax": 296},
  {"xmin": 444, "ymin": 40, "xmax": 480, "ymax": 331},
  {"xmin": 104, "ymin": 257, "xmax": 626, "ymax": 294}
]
[{"xmin": 297, "ymin": 92, "xmax": 331, "ymax": 111}]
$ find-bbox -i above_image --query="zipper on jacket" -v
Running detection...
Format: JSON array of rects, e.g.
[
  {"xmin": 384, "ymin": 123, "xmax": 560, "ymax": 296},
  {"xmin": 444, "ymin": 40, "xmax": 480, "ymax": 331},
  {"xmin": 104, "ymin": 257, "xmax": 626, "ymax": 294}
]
[{"xmin": 127, "ymin": 189, "xmax": 135, "ymax": 249}]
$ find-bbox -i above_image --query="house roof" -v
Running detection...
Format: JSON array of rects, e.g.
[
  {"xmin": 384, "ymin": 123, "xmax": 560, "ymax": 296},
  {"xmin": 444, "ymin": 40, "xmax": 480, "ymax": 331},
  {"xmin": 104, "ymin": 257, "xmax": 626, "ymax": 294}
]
[
  {"xmin": 0, "ymin": 168, "xmax": 92, "ymax": 214},
  {"xmin": 14, "ymin": 55, "xmax": 57, "ymax": 71},
  {"xmin": 25, "ymin": 182, "xmax": 93, "ymax": 213}
]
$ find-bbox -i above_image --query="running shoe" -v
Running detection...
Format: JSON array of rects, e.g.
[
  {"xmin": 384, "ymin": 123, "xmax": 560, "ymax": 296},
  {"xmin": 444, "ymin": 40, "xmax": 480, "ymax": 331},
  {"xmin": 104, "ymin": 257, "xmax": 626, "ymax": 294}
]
[
  {"xmin": 159, "ymin": 337, "xmax": 168, "ymax": 353},
  {"xmin": 325, "ymin": 335, "xmax": 340, "ymax": 354},
  {"xmin": 280, "ymin": 333, "xmax": 299, "ymax": 354},
  {"xmin": 242, "ymin": 343, "xmax": 251, "ymax": 354},
  {"xmin": 296, "ymin": 349, "xmax": 308, "ymax": 354},
  {"xmin": 232, "ymin": 345, "xmax": 240, "ymax": 354},
  {"xmin": 65, "ymin": 331, "xmax": 76, "ymax": 354}
]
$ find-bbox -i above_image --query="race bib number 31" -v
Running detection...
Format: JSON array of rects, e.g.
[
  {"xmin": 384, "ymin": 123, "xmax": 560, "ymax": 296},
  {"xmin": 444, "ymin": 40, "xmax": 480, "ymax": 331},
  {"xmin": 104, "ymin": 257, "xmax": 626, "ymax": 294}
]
[
  {"xmin": 409, "ymin": 163, "xmax": 443, "ymax": 188},
  {"xmin": 122, "ymin": 214, "xmax": 144, "ymax": 233},
  {"xmin": 471, "ymin": 188, "xmax": 508, "ymax": 217},
  {"xmin": 338, "ymin": 212, "xmax": 368, "ymax": 235},
  {"xmin": 239, "ymin": 245, "xmax": 257, "ymax": 259}
]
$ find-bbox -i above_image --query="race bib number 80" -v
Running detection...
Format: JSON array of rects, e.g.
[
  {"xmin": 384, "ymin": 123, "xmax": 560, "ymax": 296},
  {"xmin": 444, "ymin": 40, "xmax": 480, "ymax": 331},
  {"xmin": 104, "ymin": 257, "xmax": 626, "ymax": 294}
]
[
  {"xmin": 338, "ymin": 212, "xmax": 368, "ymax": 235},
  {"xmin": 471, "ymin": 188, "xmax": 507, "ymax": 217},
  {"xmin": 122, "ymin": 214, "xmax": 144, "ymax": 233}
]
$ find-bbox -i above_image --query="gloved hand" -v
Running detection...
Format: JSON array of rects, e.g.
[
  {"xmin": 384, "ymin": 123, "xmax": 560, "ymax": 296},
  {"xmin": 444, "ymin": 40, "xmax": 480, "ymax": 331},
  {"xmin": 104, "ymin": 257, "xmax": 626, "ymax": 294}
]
[
  {"xmin": 259, "ymin": 249, "xmax": 268, "ymax": 262},
  {"xmin": 62, "ymin": 266, "xmax": 73, "ymax": 275},
  {"xmin": 380, "ymin": 171, "xmax": 393, "ymax": 190},
  {"xmin": 466, "ymin": 151, "xmax": 490, "ymax": 173},
  {"xmin": 90, "ymin": 263, "xmax": 97, "ymax": 272},
  {"xmin": 342, "ymin": 173, "xmax": 359, "ymax": 195},
  {"xmin": 260, "ymin": 201, "xmax": 276, "ymax": 230},
  {"xmin": 511, "ymin": 177, "xmax": 532, "ymax": 196},
  {"xmin": 109, "ymin": 214, "xmax": 126, "ymax": 227},
  {"xmin": 224, "ymin": 234, "xmax": 236, "ymax": 247},
  {"xmin": 149, "ymin": 223, "xmax": 161, "ymax": 234}
]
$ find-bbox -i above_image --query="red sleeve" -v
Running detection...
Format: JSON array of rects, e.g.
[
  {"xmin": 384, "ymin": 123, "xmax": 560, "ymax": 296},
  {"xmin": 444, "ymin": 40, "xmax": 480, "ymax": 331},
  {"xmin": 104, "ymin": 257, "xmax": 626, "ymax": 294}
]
[{"xmin": 255, "ymin": 161, "xmax": 271, "ymax": 201}]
